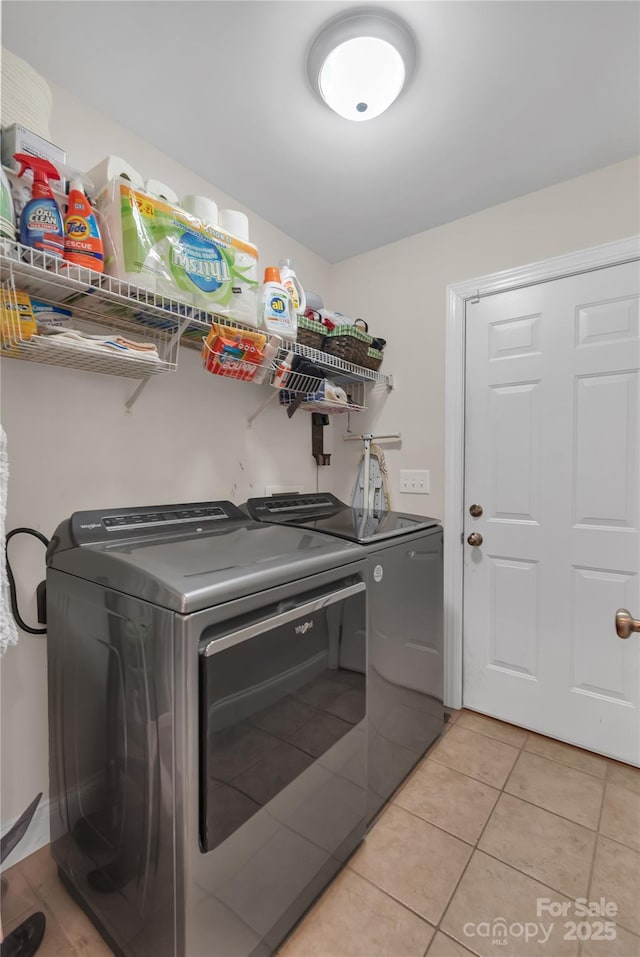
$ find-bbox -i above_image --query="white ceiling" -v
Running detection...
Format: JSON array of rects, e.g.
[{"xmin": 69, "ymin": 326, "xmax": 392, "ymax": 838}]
[{"xmin": 3, "ymin": 1, "xmax": 639, "ymax": 263}]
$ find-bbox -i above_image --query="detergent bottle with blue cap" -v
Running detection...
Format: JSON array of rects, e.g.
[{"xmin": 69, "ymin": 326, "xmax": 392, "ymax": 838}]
[{"xmin": 14, "ymin": 153, "xmax": 64, "ymax": 257}]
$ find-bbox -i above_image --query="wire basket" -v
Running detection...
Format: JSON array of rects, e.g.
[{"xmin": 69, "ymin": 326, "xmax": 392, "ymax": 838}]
[
  {"xmin": 0, "ymin": 266, "xmax": 177, "ymax": 378},
  {"xmin": 278, "ymin": 390, "xmax": 366, "ymax": 414},
  {"xmin": 201, "ymin": 338, "xmax": 265, "ymax": 382},
  {"xmin": 273, "ymin": 366, "xmax": 366, "ymax": 413}
]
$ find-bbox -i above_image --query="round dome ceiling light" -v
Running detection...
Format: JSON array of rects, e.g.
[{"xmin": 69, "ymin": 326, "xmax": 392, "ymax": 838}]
[{"xmin": 308, "ymin": 9, "xmax": 417, "ymax": 122}]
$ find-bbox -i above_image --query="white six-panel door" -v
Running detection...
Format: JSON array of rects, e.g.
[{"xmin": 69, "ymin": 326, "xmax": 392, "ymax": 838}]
[{"xmin": 463, "ymin": 261, "xmax": 640, "ymax": 764}]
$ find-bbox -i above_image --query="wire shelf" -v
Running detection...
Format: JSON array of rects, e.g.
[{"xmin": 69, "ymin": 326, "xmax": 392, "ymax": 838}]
[
  {"xmin": 1, "ymin": 247, "xmax": 177, "ymax": 378},
  {"xmin": 272, "ymin": 367, "xmax": 366, "ymax": 414},
  {"xmin": 277, "ymin": 392, "xmax": 366, "ymax": 414},
  {"xmin": 285, "ymin": 340, "xmax": 391, "ymax": 386},
  {"xmin": 0, "ymin": 240, "xmax": 220, "ymax": 340},
  {"xmin": 0, "ymin": 241, "xmax": 393, "ymax": 390}
]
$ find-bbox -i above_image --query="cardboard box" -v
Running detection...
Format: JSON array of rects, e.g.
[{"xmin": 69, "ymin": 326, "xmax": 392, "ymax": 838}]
[{"xmin": 1, "ymin": 123, "xmax": 66, "ymax": 177}]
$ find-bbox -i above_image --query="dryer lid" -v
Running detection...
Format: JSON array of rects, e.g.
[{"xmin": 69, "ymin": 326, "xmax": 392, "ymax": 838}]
[
  {"xmin": 48, "ymin": 501, "xmax": 365, "ymax": 612},
  {"xmin": 246, "ymin": 494, "xmax": 440, "ymax": 544}
]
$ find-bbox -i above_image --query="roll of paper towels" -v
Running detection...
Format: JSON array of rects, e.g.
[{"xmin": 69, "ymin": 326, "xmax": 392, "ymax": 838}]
[
  {"xmin": 86, "ymin": 156, "xmax": 144, "ymax": 196},
  {"xmin": 219, "ymin": 209, "xmax": 249, "ymax": 241},
  {"xmin": 146, "ymin": 179, "xmax": 178, "ymax": 205},
  {"xmin": 180, "ymin": 194, "xmax": 218, "ymax": 227}
]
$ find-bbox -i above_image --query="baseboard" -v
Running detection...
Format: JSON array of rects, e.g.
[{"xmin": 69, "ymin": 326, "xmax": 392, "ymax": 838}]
[{"xmin": 0, "ymin": 796, "xmax": 51, "ymax": 869}]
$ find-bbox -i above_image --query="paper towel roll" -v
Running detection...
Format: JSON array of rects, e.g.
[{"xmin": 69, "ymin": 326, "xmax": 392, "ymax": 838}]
[
  {"xmin": 180, "ymin": 194, "xmax": 218, "ymax": 226},
  {"xmin": 1, "ymin": 48, "xmax": 52, "ymax": 139},
  {"xmin": 86, "ymin": 156, "xmax": 144, "ymax": 196},
  {"xmin": 219, "ymin": 209, "xmax": 249, "ymax": 241},
  {"xmin": 145, "ymin": 179, "xmax": 178, "ymax": 204}
]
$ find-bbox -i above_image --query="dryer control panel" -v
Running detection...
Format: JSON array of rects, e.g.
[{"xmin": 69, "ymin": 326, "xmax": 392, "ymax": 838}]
[{"xmin": 63, "ymin": 501, "xmax": 245, "ymax": 546}]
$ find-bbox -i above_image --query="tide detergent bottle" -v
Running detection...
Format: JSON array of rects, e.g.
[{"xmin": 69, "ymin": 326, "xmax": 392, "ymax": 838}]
[
  {"xmin": 14, "ymin": 153, "xmax": 64, "ymax": 257},
  {"xmin": 63, "ymin": 178, "xmax": 104, "ymax": 272}
]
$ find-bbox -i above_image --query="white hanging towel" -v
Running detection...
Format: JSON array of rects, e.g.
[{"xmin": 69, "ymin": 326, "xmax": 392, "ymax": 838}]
[{"xmin": 0, "ymin": 426, "xmax": 19, "ymax": 655}]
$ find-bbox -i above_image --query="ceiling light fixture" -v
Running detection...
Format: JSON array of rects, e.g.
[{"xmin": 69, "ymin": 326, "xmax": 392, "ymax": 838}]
[{"xmin": 308, "ymin": 9, "xmax": 416, "ymax": 122}]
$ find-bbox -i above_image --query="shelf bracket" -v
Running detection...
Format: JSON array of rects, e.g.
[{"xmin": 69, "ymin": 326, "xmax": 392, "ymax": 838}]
[
  {"xmin": 125, "ymin": 315, "xmax": 193, "ymax": 413},
  {"xmin": 247, "ymin": 390, "xmax": 278, "ymax": 426}
]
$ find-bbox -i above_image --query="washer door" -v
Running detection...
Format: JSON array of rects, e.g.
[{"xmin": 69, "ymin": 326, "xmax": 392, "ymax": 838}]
[{"xmin": 199, "ymin": 577, "xmax": 366, "ymax": 851}]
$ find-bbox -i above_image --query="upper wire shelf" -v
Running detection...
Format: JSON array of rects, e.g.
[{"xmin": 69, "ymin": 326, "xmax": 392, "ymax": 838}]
[
  {"xmin": 0, "ymin": 241, "xmax": 393, "ymax": 389},
  {"xmin": 0, "ymin": 240, "xmax": 215, "ymax": 341}
]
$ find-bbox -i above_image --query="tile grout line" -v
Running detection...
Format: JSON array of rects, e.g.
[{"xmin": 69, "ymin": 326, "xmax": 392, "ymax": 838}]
[
  {"xmin": 376, "ymin": 719, "xmax": 637, "ymax": 956},
  {"xmin": 455, "ymin": 713, "xmax": 620, "ymax": 782},
  {"xmin": 428, "ymin": 726, "xmax": 640, "ymax": 947},
  {"xmin": 422, "ymin": 719, "xmax": 532, "ymax": 954},
  {"xmin": 417, "ymin": 759, "xmax": 603, "ymax": 834},
  {"xmin": 579, "ymin": 776, "xmax": 608, "ymax": 957},
  {"xmin": 425, "ymin": 755, "xmax": 603, "ymax": 836}
]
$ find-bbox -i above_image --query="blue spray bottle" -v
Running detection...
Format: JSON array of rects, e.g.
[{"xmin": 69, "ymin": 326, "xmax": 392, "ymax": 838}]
[{"xmin": 14, "ymin": 153, "xmax": 64, "ymax": 257}]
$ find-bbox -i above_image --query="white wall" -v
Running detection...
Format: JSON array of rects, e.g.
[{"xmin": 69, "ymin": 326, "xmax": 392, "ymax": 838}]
[
  {"xmin": 1, "ymin": 76, "xmax": 638, "ymax": 856},
  {"xmin": 329, "ymin": 156, "xmax": 640, "ymax": 519}
]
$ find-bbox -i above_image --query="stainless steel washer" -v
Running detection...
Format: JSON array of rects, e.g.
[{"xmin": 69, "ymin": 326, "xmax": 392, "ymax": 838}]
[
  {"xmin": 46, "ymin": 501, "xmax": 368, "ymax": 957},
  {"xmin": 244, "ymin": 494, "xmax": 444, "ymax": 821}
]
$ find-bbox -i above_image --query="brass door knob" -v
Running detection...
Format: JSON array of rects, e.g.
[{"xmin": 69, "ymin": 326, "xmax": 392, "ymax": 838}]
[
  {"xmin": 615, "ymin": 609, "xmax": 640, "ymax": 640},
  {"xmin": 467, "ymin": 532, "xmax": 483, "ymax": 547},
  {"xmin": 469, "ymin": 504, "xmax": 483, "ymax": 517}
]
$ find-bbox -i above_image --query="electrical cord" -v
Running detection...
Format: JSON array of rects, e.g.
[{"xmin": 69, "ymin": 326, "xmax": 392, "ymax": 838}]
[{"xmin": 5, "ymin": 527, "xmax": 49, "ymax": 634}]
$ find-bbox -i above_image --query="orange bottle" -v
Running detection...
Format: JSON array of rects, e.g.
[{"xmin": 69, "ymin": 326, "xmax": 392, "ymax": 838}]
[{"xmin": 63, "ymin": 179, "xmax": 104, "ymax": 272}]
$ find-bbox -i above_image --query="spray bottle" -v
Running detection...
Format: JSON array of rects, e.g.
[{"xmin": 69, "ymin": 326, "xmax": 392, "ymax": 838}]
[
  {"xmin": 63, "ymin": 178, "xmax": 104, "ymax": 272},
  {"xmin": 14, "ymin": 153, "xmax": 64, "ymax": 257}
]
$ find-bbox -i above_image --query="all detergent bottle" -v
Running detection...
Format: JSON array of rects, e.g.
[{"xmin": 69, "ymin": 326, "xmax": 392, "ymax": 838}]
[
  {"xmin": 14, "ymin": 153, "xmax": 64, "ymax": 257},
  {"xmin": 63, "ymin": 178, "xmax": 104, "ymax": 272},
  {"xmin": 279, "ymin": 258, "xmax": 306, "ymax": 316},
  {"xmin": 259, "ymin": 266, "xmax": 297, "ymax": 341}
]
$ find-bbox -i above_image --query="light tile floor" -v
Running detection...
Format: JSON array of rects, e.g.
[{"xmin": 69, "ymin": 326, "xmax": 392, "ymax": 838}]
[{"xmin": 1, "ymin": 710, "xmax": 639, "ymax": 957}]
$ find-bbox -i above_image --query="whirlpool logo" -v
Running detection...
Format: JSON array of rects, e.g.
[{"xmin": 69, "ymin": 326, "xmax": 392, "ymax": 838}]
[{"xmin": 295, "ymin": 620, "xmax": 314, "ymax": 635}]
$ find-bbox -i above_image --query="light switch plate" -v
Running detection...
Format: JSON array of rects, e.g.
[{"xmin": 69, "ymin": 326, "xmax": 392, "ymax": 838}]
[{"xmin": 400, "ymin": 470, "xmax": 430, "ymax": 494}]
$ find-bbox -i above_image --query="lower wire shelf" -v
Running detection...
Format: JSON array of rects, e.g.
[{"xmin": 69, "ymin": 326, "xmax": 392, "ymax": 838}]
[
  {"xmin": 1, "ymin": 335, "xmax": 175, "ymax": 378},
  {"xmin": 273, "ymin": 367, "xmax": 367, "ymax": 415}
]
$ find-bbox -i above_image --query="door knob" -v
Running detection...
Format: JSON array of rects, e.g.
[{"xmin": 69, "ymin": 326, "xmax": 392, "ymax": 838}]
[
  {"xmin": 467, "ymin": 532, "xmax": 483, "ymax": 547},
  {"xmin": 469, "ymin": 504, "xmax": 483, "ymax": 517},
  {"xmin": 615, "ymin": 609, "xmax": 640, "ymax": 640}
]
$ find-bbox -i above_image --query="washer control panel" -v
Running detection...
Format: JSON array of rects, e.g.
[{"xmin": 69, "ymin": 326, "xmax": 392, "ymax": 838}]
[{"xmin": 69, "ymin": 501, "xmax": 244, "ymax": 544}]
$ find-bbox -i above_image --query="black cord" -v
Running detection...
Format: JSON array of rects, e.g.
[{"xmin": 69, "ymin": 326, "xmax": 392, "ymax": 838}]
[{"xmin": 5, "ymin": 528, "xmax": 49, "ymax": 635}]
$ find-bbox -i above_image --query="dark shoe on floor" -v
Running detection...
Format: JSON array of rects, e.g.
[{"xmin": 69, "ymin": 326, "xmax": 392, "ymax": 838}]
[{"xmin": 0, "ymin": 912, "xmax": 46, "ymax": 957}]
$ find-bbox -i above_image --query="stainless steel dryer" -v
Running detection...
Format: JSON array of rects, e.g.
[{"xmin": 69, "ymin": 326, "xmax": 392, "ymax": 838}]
[
  {"xmin": 244, "ymin": 494, "xmax": 444, "ymax": 821},
  {"xmin": 46, "ymin": 501, "xmax": 368, "ymax": 957}
]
